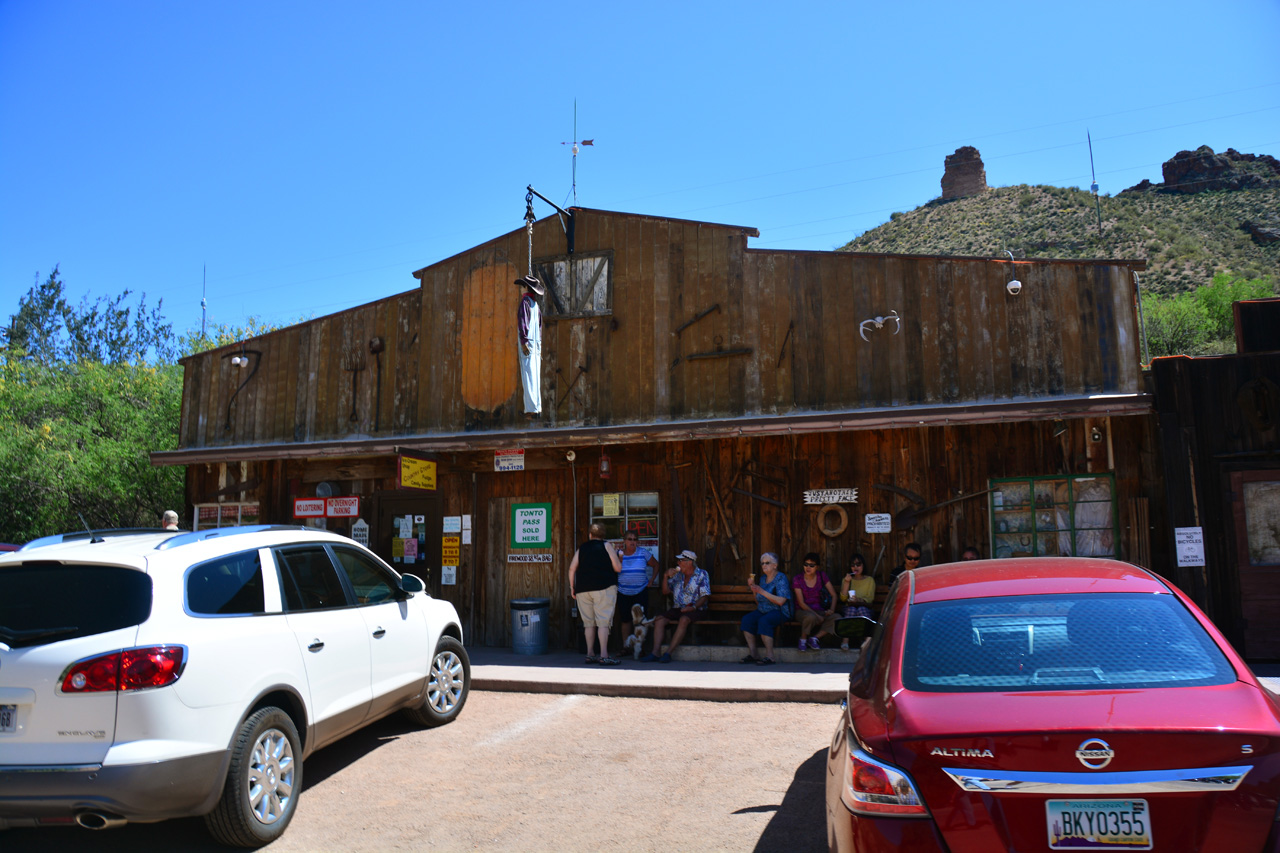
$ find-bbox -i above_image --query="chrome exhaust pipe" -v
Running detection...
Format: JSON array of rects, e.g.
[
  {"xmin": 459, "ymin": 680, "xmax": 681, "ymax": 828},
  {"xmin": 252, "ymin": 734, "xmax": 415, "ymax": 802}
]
[{"xmin": 76, "ymin": 811, "xmax": 127, "ymax": 830}]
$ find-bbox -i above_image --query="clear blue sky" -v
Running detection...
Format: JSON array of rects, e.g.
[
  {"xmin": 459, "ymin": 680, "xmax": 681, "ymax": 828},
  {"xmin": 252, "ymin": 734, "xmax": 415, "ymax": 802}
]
[{"xmin": 3, "ymin": 0, "xmax": 1278, "ymax": 338}]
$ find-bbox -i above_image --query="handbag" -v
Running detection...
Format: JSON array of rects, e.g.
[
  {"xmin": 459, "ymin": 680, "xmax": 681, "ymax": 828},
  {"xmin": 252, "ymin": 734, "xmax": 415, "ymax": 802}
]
[{"xmin": 818, "ymin": 572, "xmax": 833, "ymax": 611}]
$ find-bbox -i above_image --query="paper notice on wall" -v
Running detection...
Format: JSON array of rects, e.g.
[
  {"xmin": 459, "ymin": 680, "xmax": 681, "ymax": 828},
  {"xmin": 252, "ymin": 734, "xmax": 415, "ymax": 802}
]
[
  {"xmin": 442, "ymin": 565, "xmax": 457, "ymax": 585},
  {"xmin": 1175, "ymin": 527, "xmax": 1206, "ymax": 567},
  {"xmin": 864, "ymin": 513, "xmax": 892, "ymax": 533},
  {"xmin": 443, "ymin": 516, "xmax": 462, "ymax": 533},
  {"xmin": 403, "ymin": 538, "xmax": 418, "ymax": 560},
  {"xmin": 462, "ymin": 529, "xmax": 472, "ymax": 545},
  {"xmin": 392, "ymin": 538, "xmax": 405, "ymax": 562},
  {"xmin": 462, "ymin": 514, "xmax": 472, "ymax": 531},
  {"xmin": 399, "ymin": 517, "xmax": 412, "ymax": 538}
]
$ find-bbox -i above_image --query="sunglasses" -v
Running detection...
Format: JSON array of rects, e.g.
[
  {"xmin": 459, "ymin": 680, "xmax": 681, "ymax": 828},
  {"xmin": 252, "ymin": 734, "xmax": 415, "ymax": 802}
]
[
  {"xmin": 905, "ymin": 555, "xmax": 921, "ymax": 561},
  {"xmin": 803, "ymin": 562, "xmax": 818, "ymax": 567}
]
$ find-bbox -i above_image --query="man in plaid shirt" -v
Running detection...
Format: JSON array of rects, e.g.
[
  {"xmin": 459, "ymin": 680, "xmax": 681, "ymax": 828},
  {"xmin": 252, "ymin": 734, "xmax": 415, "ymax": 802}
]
[{"xmin": 642, "ymin": 549, "xmax": 710, "ymax": 663}]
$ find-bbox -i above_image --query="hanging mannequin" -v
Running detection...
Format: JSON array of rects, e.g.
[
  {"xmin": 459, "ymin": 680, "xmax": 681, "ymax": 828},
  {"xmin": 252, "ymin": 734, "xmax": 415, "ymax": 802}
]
[{"xmin": 516, "ymin": 274, "xmax": 545, "ymax": 415}]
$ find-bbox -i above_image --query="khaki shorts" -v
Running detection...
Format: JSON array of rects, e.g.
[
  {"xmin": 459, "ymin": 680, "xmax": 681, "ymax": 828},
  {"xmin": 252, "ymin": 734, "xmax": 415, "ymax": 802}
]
[{"xmin": 577, "ymin": 587, "xmax": 618, "ymax": 628}]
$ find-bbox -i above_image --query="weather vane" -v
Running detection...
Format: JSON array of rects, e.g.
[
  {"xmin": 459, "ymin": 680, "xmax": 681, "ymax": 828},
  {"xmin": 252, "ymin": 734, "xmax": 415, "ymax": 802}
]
[{"xmin": 561, "ymin": 99, "xmax": 593, "ymax": 206}]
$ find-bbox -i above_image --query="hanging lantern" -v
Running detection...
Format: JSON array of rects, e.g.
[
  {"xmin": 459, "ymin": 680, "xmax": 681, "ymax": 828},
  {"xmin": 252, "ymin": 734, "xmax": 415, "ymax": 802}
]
[{"xmin": 599, "ymin": 447, "xmax": 612, "ymax": 479}]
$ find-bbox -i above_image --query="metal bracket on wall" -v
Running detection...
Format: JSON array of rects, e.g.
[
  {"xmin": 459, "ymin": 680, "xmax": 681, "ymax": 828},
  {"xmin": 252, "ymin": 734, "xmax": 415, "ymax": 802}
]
[
  {"xmin": 674, "ymin": 303, "xmax": 721, "ymax": 337},
  {"xmin": 221, "ymin": 347, "xmax": 263, "ymax": 432}
]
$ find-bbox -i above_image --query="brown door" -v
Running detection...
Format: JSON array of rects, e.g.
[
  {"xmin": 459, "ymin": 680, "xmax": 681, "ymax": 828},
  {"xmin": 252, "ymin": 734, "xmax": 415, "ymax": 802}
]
[
  {"xmin": 373, "ymin": 493, "xmax": 443, "ymax": 600},
  {"xmin": 485, "ymin": 496, "xmax": 569, "ymax": 649},
  {"xmin": 1232, "ymin": 470, "xmax": 1280, "ymax": 659}
]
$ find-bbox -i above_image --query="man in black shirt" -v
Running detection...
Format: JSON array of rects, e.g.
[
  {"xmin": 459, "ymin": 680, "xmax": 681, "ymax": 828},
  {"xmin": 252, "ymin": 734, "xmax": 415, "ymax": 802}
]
[{"xmin": 890, "ymin": 542, "xmax": 923, "ymax": 582}]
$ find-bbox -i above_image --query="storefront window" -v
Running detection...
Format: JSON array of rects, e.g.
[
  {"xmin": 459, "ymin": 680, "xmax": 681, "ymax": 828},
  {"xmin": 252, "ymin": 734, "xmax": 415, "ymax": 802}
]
[
  {"xmin": 591, "ymin": 491, "xmax": 660, "ymax": 584},
  {"xmin": 989, "ymin": 475, "xmax": 1116, "ymax": 559},
  {"xmin": 193, "ymin": 502, "xmax": 261, "ymax": 531}
]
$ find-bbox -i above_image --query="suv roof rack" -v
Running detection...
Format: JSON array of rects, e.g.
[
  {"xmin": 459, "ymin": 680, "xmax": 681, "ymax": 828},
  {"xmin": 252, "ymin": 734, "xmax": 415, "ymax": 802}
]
[
  {"xmin": 154, "ymin": 525, "xmax": 316, "ymax": 551},
  {"xmin": 20, "ymin": 528, "xmax": 172, "ymax": 551}
]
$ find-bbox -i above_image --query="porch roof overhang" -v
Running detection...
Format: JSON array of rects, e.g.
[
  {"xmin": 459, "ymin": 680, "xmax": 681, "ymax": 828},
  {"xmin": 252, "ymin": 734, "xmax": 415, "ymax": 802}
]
[{"xmin": 150, "ymin": 392, "xmax": 1153, "ymax": 467}]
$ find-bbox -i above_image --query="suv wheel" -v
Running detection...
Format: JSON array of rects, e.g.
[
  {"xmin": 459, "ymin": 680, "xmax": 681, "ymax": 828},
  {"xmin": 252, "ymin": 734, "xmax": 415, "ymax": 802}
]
[
  {"xmin": 404, "ymin": 637, "xmax": 469, "ymax": 727},
  {"xmin": 205, "ymin": 706, "xmax": 302, "ymax": 847}
]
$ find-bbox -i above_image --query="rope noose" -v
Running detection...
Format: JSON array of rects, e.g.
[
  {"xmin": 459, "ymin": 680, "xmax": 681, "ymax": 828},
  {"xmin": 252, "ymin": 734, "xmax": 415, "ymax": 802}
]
[{"xmin": 525, "ymin": 190, "xmax": 536, "ymax": 277}]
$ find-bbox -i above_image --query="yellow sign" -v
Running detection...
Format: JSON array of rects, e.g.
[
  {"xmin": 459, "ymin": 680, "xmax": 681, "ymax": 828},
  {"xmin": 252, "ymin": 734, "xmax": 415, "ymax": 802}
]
[
  {"xmin": 442, "ymin": 535, "xmax": 461, "ymax": 560},
  {"xmin": 392, "ymin": 538, "xmax": 406, "ymax": 559},
  {"xmin": 398, "ymin": 455, "xmax": 437, "ymax": 490},
  {"xmin": 602, "ymin": 493, "xmax": 621, "ymax": 517}
]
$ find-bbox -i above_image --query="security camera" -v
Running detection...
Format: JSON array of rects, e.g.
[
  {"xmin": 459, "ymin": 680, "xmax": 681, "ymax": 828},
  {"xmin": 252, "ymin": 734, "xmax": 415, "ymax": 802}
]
[
  {"xmin": 565, "ymin": 450, "xmax": 576, "ymax": 462},
  {"xmin": 1006, "ymin": 279, "xmax": 1022, "ymax": 296}
]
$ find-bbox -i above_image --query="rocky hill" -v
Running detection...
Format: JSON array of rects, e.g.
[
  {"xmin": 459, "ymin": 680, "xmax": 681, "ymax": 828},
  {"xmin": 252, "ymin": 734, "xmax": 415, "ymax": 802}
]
[{"xmin": 840, "ymin": 146, "xmax": 1279, "ymax": 295}]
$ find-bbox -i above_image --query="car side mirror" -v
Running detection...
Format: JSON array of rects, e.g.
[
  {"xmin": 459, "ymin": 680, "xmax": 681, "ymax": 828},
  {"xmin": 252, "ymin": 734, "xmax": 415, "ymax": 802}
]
[{"xmin": 399, "ymin": 573, "xmax": 426, "ymax": 597}]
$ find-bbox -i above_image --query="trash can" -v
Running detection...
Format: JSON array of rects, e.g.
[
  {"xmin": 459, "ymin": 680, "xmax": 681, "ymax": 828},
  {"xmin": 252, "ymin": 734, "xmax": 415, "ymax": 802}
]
[{"xmin": 510, "ymin": 597, "xmax": 551, "ymax": 655}]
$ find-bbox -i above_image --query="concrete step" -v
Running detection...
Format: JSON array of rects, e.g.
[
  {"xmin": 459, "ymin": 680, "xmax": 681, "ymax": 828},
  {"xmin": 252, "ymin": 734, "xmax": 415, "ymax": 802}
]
[{"xmin": 659, "ymin": 644, "xmax": 859, "ymax": 665}]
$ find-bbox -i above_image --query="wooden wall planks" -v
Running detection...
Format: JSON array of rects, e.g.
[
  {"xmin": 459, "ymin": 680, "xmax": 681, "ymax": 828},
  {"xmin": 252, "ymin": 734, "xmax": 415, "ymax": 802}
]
[{"xmin": 177, "ymin": 209, "xmax": 1144, "ymax": 451}]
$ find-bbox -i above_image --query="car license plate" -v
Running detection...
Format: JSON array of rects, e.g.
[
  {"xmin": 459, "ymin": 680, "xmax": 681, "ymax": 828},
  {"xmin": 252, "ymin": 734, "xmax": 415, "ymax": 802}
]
[
  {"xmin": 0, "ymin": 704, "xmax": 15, "ymax": 733},
  {"xmin": 1047, "ymin": 799, "xmax": 1152, "ymax": 850}
]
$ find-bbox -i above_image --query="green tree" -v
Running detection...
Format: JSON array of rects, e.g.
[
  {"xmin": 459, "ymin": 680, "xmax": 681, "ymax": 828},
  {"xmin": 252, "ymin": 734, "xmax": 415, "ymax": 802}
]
[
  {"xmin": 0, "ymin": 358, "xmax": 184, "ymax": 541},
  {"xmin": 1191, "ymin": 273, "xmax": 1275, "ymax": 341},
  {"xmin": 4, "ymin": 266, "xmax": 175, "ymax": 365},
  {"xmin": 1142, "ymin": 290, "xmax": 1207, "ymax": 358}
]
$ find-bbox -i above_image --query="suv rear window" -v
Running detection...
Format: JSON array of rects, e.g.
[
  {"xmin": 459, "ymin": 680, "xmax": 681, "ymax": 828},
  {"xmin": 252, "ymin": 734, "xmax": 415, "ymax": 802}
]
[
  {"xmin": 902, "ymin": 592, "xmax": 1235, "ymax": 693},
  {"xmin": 0, "ymin": 562, "xmax": 152, "ymax": 648},
  {"xmin": 188, "ymin": 550, "xmax": 266, "ymax": 615}
]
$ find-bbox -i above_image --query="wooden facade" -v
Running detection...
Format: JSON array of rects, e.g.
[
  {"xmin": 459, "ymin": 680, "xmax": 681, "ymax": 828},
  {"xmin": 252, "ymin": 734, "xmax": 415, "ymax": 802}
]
[
  {"xmin": 1153, "ymin": 351, "xmax": 1280, "ymax": 659},
  {"xmin": 156, "ymin": 208, "xmax": 1163, "ymax": 650}
]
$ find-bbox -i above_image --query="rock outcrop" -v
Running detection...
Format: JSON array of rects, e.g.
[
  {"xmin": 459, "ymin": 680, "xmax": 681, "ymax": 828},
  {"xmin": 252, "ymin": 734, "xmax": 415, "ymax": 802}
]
[
  {"xmin": 1241, "ymin": 219, "xmax": 1280, "ymax": 245},
  {"xmin": 941, "ymin": 147, "xmax": 988, "ymax": 200},
  {"xmin": 1122, "ymin": 146, "xmax": 1280, "ymax": 194}
]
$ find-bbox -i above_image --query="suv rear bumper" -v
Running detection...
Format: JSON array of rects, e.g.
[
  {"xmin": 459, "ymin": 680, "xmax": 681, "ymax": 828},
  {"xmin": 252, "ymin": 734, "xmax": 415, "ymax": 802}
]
[{"xmin": 0, "ymin": 749, "xmax": 229, "ymax": 826}]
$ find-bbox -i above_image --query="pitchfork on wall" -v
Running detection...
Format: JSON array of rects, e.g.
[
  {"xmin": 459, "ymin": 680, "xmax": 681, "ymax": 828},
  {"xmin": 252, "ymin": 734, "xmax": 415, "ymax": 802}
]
[{"xmin": 342, "ymin": 349, "xmax": 365, "ymax": 423}]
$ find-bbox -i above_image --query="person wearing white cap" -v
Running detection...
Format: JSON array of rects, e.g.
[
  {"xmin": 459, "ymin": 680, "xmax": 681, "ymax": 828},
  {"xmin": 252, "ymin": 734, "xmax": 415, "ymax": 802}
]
[{"xmin": 642, "ymin": 549, "xmax": 709, "ymax": 663}]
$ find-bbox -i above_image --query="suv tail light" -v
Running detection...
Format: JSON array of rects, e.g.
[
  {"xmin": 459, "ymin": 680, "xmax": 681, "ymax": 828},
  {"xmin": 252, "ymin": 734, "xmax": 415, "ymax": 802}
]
[
  {"xmin": 842, "ymin": 740, "xmax": 929, "ymax": 817},
  {"xmin": 60, "ymin": 646, "xmax": 187, "ymax": 693}
]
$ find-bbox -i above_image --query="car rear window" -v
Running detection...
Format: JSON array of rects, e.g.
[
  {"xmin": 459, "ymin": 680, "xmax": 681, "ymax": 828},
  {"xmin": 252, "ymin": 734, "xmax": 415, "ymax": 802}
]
[
  {"xmin": 0, "ymin": 562, "xmax": 152, "ymax": 648},
  {"xmin": 902, "ymin": 592, "xmax": 1235, "ymax": 693},
  {"xmin": 187, "ymin": 550, "xmax": 266, "ymax": 615}
]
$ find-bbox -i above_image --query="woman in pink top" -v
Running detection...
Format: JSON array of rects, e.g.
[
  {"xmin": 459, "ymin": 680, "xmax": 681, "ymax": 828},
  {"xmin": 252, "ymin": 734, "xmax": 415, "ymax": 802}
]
[{"xmin": 792, "ymin": 552, "xmax": 838, "ymax": 651}]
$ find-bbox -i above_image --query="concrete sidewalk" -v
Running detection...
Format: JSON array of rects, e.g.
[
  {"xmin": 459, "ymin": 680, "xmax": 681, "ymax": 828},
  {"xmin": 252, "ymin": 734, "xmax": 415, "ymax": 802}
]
[
  {"xmin": 470, "ymin": 647, "xmax": 1280, "ymax": 704},
  {"xmin": 469, "ymin": 645, "xmax": 853, "ymax": 703}
]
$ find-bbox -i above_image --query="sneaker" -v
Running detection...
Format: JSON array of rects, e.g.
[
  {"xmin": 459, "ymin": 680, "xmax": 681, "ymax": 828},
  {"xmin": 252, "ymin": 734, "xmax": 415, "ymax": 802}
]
[
  {"xmin": 798, "ymin": 639, "xmax": 809, "ymax": 652},
  {"xmin": 599, "ymin": 656, "xmax": 621, "ymax": 666},
  {"xmin": 808, "ymin": 637, "xmax": 821, "ymax": 650},
  {"xmin": 659, "ymin": 653, "xmax": 672, "ymax": 664},
  {"xmin": 640, "ymin": 653, "xmax": 659, "ymax": 662},
  {"xmin": 840, "ymin": 639, "xmax": 850, "ymax": 651}
]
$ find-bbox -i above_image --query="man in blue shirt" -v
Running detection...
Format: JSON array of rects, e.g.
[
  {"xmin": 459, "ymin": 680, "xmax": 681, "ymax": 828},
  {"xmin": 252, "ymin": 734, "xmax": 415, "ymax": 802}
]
[{"xmin": 616, "ymin": 532, "xmax": 659, "ymax": 646}]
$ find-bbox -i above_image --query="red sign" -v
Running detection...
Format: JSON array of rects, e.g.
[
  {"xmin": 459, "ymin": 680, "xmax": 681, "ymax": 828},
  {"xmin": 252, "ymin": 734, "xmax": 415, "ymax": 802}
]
[
  {"xmin": 294, "ymin": 498, "xmax": 325, "ymax": 518},
  {"xmin": 326, "ymin": 497, "xmax": 360, "ymax": 518}
]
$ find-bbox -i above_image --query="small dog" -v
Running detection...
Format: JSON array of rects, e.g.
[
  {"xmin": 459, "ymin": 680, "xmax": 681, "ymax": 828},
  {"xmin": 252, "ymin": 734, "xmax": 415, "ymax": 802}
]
[{"xmin": 623, "ymin": 604, "xmax": 653, "ymax": 660}]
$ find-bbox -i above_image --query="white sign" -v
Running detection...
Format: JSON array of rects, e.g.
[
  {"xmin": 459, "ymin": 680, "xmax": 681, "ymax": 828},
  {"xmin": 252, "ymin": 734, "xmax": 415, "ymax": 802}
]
[
  {"xmin": 508, "ymin": 553, "xmax": 554, "ymax": 563},
  {"xmin": 414, "ymin": 515, "xmax": 425, "ymax": 523},
  {"xmin": 462, "ymin": 514, "xmax": 472, "ymax": 531},
  {"xmin": 1175, "ymin": 526, "xmax": 1206, "ymax": 567},
  {"xmin": 293, "ymin": 498, "xmax": 325, "ymax": 518},
  {"xmin": 350, "ymin": 518, "xmax": 369, "ymax": 546},
  {"xmin": 495, "ymin": 449, "xmax": 526, "ymax": 472},
  {"xmin": 399, "ymin": 517, "xmax": 412, "ymax": 538},
  {"xmin": 442, "ymin": 565, "xmax": 457, "ymax": 585},
  {"xmin": 442, "ymin": 516, "xmax": 462, "ymax": 533},
  {"xmin": 326, "ymin": 497, "xmax": 360, "ymax": 518},
  {"xmin": 462, "ymin": 529, "xmax": 472, "ymax": 545},
  {"xmin": 865, "ymin": 513, "xmax": 892, "ymax": 533},
  {"xmin": 804, "ymin": 488, "xmax": 859, "ymax": 505}
]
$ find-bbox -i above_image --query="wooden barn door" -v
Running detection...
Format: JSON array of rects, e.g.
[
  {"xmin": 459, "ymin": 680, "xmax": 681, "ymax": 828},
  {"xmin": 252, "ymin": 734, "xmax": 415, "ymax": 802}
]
[
  {"xmin": 1232, "ymin": 470, "xmax": 1280, "ymax": 659},
  {"xmin": 484, "ymin": 496, "xmax": 569, "ymax": 649}
]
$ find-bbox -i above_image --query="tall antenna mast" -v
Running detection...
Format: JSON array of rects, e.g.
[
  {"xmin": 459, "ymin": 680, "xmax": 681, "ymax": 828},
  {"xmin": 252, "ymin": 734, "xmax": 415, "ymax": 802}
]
[
  {"xmin": 201, "ymin": 263, "xmax": 207, "ymax": 338},
  {"xmin": 1087, "ymin": 130, "xmax": 1102, "ymax": 236},
  {"xmin": 561, "ymin": 99, "xmax": 593, "ymax": 206}
]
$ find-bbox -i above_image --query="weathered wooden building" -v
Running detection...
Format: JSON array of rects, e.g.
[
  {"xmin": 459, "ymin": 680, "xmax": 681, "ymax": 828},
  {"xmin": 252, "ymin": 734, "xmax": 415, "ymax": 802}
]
[
  {"xmin": 1152, "ymin": 302, "xmax": 1280, "ymax": 659},
  {"xmin": 153, "ymin": 207, "xmax": 1163, "ymax": 649}
]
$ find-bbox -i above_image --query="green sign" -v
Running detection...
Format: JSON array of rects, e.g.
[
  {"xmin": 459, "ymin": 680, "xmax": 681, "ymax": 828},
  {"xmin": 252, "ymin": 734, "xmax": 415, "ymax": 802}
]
[{"xmin": 510, "ymin": 502, "xmax": 552, "ymax": 549}]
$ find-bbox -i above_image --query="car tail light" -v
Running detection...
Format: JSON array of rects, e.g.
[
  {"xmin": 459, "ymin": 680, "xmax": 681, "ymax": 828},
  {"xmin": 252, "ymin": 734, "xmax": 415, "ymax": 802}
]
[
  {"xmin": 60, "ymin": 646, "xmax": 186, "ymax": 693},
  {"xmin": 842, "ymin": 741, "xmax": 929, "ymax": 817}
]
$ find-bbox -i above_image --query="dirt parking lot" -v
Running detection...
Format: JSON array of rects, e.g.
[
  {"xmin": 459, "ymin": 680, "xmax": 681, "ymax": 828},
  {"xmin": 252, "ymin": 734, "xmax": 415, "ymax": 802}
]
[{"xmin": 5, "ymin": 691, "xmax": 838, "ymax": 852}]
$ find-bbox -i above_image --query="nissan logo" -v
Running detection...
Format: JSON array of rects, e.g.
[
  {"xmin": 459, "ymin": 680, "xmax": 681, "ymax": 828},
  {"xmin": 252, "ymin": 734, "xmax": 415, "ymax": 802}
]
[{"xmin": 1076, "ymin": 738, "xmax": 1114, "ymax": 769}]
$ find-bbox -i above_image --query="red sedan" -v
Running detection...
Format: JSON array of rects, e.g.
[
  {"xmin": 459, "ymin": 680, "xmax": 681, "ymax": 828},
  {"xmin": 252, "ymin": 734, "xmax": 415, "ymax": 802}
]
[{"xmin": 826, "ymin": 558, "xmax": 1280, "ymax": 852}]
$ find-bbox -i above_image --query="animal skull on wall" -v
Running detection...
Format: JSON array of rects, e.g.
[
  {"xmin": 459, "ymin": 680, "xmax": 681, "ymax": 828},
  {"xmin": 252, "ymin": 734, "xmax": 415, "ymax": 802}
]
[{"xmin": 859, "ymin": 310, "xmax": 902, "ymax": 342}]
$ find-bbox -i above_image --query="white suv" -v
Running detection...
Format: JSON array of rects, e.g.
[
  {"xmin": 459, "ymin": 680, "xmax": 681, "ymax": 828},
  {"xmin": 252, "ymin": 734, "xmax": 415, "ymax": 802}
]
[{"xmin": 0, "ymin": 525, "xmax": 469, "ymax": 847}]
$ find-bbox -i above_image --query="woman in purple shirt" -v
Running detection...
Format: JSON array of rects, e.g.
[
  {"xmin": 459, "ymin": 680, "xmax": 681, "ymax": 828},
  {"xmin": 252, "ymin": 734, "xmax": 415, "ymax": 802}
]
[{"xmin": 792, "ymin": 552, "xmax": 838, "ymax": 651}]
